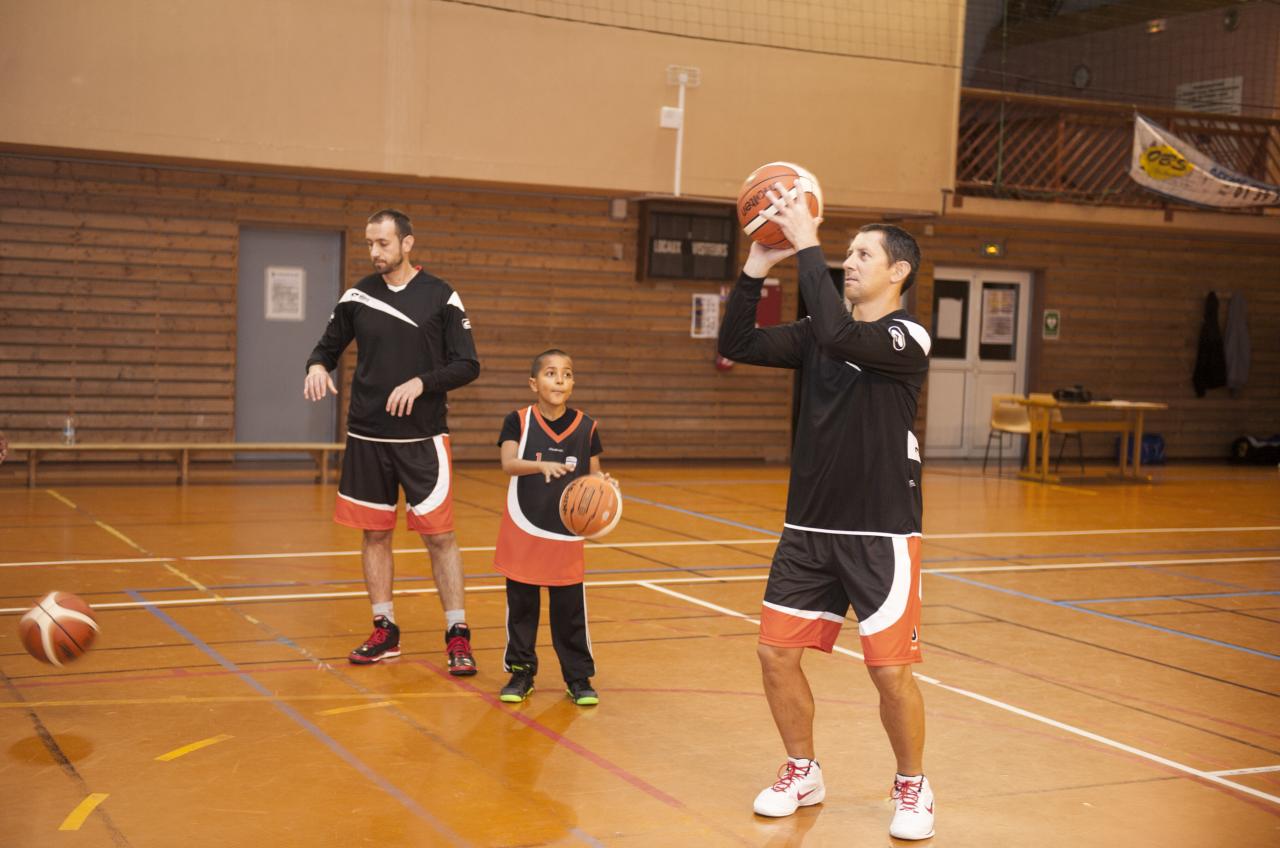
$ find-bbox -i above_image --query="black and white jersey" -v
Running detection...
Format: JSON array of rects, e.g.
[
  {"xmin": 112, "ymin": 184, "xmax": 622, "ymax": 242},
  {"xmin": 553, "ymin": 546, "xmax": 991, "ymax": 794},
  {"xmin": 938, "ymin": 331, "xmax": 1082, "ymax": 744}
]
[
  {"xmin": 718, "ymin": 246, "xmax": 930, "ymax": 536},
  {"xmin": 306, "ymin": 270, "xmax": 480, "ymax": 440},
  {"xmin": 495, "ymin": 406, "xmax": 603, "ymax": 586}
]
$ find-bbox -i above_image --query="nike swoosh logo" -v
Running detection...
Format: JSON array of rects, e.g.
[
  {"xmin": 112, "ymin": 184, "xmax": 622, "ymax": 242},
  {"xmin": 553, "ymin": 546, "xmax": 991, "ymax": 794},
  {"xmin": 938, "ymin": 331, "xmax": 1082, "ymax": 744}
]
[{"xmin": 797, "ymin": 789, "xmax": 816, "ymax": 801}]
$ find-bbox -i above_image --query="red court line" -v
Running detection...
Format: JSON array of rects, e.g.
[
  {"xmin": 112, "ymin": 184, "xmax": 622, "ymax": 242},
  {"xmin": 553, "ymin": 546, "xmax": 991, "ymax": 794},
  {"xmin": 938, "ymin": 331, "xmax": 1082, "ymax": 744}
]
[
  {"xmin": 413, "ymin": 658, "xmax": 685, "ymax": 810},
  {"xmin": 9, "ymin": 662, "xmax": 321, "ymax": 690}
]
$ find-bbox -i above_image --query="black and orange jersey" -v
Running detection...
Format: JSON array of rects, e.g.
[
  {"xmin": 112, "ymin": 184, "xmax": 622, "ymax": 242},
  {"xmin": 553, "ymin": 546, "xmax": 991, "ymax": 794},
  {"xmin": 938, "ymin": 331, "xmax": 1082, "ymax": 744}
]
[
  {"xmin": 494, "ymin": 406, "xmax": 603, "ymax": 586},
  {"xmin": 305, "ymin": 270, "xmax": 480, "ymax": 440},
  {"xmin": 718, "ymin": 246, "xmax": 931, "ymax": 536}
]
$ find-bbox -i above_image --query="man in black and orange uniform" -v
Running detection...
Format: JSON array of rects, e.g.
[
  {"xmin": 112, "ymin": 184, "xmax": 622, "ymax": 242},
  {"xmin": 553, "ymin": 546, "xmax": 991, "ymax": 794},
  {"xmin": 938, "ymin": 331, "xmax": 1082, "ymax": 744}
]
[
  {"xmin": 304, "ymin": 209, "xmax": 481, "ymax": 673},
  {"xmin": 718, "ymin": 187, "xmax": 935, "ymax": 840},
  {"xmin": 494, "ymin": 349, "xmax": 610, "ymax": 706}
]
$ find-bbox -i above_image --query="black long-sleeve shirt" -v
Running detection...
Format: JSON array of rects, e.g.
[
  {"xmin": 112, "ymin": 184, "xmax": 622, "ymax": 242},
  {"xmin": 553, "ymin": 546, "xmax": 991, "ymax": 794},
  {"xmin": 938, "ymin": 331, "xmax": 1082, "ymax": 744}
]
[
  {"xmin": 718, "ymin": 246, "xmax": 930, "ymax": 535},
  {"xmin": 306, "ymin": 270, "xmax": 480, "ymax": 440}
]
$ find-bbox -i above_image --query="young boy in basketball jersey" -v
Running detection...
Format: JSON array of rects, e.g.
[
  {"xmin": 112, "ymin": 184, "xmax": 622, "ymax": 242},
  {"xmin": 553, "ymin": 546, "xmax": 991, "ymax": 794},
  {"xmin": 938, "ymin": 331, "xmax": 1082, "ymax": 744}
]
[{"xmin": 494, "ymin": 349, "xmax": 608, "ymax": 706}]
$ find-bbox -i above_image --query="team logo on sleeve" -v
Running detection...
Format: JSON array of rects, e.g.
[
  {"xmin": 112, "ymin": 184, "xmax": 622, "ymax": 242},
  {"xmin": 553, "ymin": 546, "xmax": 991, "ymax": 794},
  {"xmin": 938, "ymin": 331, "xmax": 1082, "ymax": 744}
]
[{"xmin": 889, "ymin": 326, "xmax": 906, "ymax": 351}]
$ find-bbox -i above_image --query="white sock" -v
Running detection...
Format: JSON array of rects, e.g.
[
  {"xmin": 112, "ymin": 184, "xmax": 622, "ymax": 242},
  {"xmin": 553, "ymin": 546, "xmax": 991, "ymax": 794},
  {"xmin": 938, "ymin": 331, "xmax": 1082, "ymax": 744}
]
[
  {"xmin": 789, "ymin": 756, "xmax": 817, "ymax": 768},
  {"xmin": 445, "ymin": 608, "xmax": 467, "ymax": 629},
  {"xmin": 372, "ymin": 602, "xmax": 395, "ymax": 624},
  {"xmin": 896, "ymin": 773, "xmax": 924, "ymax": 782}
]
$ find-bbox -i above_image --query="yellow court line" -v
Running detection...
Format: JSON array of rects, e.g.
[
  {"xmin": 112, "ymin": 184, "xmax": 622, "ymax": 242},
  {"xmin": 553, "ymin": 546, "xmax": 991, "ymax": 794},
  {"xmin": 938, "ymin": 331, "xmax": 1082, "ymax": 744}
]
[
  {"xmin": 96, "ymin": 524, "xmax": 212, "ymax": 594},
  {"xmin": 1047, "ymin": 484, "xmax": 1099, "ymax": 496},
  {"xmin": 0, "ymin": 692, "xmax": 471, "ymax": 710},
  {"xmin": 58, "ymin": 793, "xmax": 109, "ymax": 831},
  {"xmin": 45, "ymin": 489, "xmax": 78, "ymax": 510},
  {"xmin": 155, "ymin": 733, "xmax": 234, "ymax": 762},
  {"xmin": 43, "ymin": 489, "xmax": 216, "ymax": 595},
  {"xmin": 316, "ymin": 700, "xmax": 400, "ymax": 716}
]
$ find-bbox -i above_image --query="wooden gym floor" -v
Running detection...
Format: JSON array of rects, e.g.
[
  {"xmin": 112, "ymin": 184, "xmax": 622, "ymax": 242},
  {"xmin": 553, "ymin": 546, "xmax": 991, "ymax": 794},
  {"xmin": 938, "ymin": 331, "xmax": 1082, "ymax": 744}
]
[{"xmin": 1, "ymin": 461, "xmax": 1277, "ymax": 846}]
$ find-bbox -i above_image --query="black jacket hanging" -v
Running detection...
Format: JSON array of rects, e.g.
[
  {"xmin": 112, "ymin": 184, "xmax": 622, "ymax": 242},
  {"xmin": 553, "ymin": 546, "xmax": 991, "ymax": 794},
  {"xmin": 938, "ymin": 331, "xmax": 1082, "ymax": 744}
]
[{"xmin": 1192, "ymin": 292, "xmax": 1227, "ymax": 397}]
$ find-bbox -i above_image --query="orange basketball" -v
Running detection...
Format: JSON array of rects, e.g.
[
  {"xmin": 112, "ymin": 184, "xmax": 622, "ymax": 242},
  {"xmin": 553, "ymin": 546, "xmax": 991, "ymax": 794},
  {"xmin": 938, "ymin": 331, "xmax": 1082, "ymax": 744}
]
[
  {"xmin": 736, "ymin": 162, "xmax": 824, "ymax": 249},
  {"xmin": 558, "ymin": 475, "xmax": 623, "ymax": 539},
  {"xmin": 18, "ymin": 592, "xmax": 99, "ymax": 667}
]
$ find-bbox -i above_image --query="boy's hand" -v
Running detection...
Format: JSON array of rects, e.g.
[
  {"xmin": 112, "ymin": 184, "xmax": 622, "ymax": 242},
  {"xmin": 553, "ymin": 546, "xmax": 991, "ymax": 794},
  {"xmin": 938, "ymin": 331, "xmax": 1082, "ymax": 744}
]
[
  {"xmin": 540, "ymin": 461, "xmax": 570, "ymax": 482},
  {"xmin": 595, "ymin": 471, "xmax": 618, "ymax": 488}
]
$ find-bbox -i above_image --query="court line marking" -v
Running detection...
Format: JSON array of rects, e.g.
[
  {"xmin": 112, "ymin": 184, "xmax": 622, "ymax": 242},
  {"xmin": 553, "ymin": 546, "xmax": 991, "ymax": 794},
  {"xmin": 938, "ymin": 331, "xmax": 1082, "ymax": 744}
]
[
  {"xmin": 4, "ymin": 555, "xmax": 1277, "ymax": 615},
  {"xmin": 44, "ymin": 489, "xmax": 79, "ymax": 510},
  {"xmin": 939, "ymin": 573, "xmax": 1280, "ymax": 661},
  {"xmin": 0, "ymin": 693, "xmax": 468, "ymax": 709},
  {"xmin": 624, "ymin": 494, "xmax": 779, "ymax": 535},
  {"xmin": 42, "ymin": 489, "xmax": 217, "ymax": 596},
  {"xmin": 4, "ymin": 524, "xmax": 1279, "ymax": 569},
  {"xmin": 127, "ymin": 590, "xmax": 468, "ymax": 845},
  {"xmin": 316, "ymin": 700, "xmax": 399, "ymax": 716},
  {"xmin": 415, "ymin": 659, "xmax": 687, "ymax": 811},
  {"xmin": 1209, "ymin": 765, "xmax": 1280, "ymax": 777},
  {"xmin": 1069, "ymin": 590, "xmax": 1280, "ymax": 605},
  {"xmin": 155, "ymin": 733, "xmax": 234, "ymax": 762},
  {"xmin": 58, "ymin": 792, "xmax": 109, "ymax": 831},
  {"xmin": 635, "ymin": 581, "xmax": 1280, "ymax": 807}
]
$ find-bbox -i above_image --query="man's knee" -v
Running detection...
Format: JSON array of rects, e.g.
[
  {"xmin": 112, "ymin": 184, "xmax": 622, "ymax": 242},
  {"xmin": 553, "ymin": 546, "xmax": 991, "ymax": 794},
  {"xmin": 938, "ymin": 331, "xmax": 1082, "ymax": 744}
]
[
  {"xmin": 867, "ymin": 663, "xmax": 919, "ymax": 701},
  {"xmin": 363, "ymin": 528, "xmax": 393, "ymax": 546},
  {"xmin": 422, "ymin": 530, "xmax": 457, "ymax": 554},
  {"xmin": 758, "ymin": 643, "xmax": 803, "ymax": 674}
]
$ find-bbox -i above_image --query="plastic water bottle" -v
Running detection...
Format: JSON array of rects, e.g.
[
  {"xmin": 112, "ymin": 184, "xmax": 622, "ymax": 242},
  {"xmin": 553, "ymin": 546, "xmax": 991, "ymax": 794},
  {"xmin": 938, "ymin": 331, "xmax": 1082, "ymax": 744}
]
[{"xmin": 62, "ymin": 414, "xmax": 76, "ymax": 445}]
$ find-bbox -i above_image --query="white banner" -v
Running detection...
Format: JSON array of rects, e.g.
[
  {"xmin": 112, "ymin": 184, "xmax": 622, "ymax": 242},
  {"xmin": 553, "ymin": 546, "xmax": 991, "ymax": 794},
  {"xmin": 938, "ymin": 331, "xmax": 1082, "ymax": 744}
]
[{"xmin": 1129, "ymin": 113, "xmax": 1280, "ymax": 208}]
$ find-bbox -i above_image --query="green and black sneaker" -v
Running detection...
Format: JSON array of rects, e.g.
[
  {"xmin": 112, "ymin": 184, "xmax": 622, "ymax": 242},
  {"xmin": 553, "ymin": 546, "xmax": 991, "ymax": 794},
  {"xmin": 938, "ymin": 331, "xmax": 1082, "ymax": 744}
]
[
  {"xmin": 500, "ymin": 666, "xmax": 535, "ymax": 703},
  {"xmin": 566, "ymin": 678, "xmax": 599, "ymax": 706}
]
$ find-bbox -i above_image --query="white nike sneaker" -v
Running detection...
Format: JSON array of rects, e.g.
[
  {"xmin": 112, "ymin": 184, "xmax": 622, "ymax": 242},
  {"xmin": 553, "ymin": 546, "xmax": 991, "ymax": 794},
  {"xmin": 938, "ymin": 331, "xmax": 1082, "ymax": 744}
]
[
  {"xmin": 889, "ymin": 774, "xmax": 935, "ymax": 840},
  {"xmin": 753, "ymin": 758, "xmax": 825, "ymax": 817}
]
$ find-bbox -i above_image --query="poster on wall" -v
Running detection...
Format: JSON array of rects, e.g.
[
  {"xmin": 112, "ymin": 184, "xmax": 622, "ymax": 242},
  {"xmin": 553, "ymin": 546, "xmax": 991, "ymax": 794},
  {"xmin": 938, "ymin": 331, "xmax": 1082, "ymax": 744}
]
[
  {"xmin": 1174, "ymin": 76, "xmax": 1242, "ymax": 115},
  {"xmin": 690, "ymin": 293, "xmax": 720, "ymax": 338},
  {"xmin": 980, "ymin": 287, "xmax": 1015, "ymax": 345},
  {"xmin": 936, "ymin": 297, "xmax": 964, "ymax": 340},
  {"xmin": 266, "ymin": 266, "xmax": 306, "ymax": 321}
]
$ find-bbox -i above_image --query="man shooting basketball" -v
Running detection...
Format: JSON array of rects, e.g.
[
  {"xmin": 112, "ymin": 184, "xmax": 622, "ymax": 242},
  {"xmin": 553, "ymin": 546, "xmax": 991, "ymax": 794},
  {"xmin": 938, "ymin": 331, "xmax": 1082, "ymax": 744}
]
[
  {"xmin": 718, "ymin": 186, "xmax": 935, "ymax": 840},
  {"xmin": 304, "ymin": 209, "xmax": 481, "ymax": 673}
]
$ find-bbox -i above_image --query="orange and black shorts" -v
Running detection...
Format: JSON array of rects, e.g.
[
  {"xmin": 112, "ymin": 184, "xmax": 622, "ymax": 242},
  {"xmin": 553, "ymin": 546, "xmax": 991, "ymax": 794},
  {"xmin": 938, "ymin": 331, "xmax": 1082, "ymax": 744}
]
[
  {"xmin": 759, "ymin": 527, "xmax": 923, "ymax": 666},
  {"xmin": 334, "ymin": 433, "xmax": 454, "ymax": 535}
]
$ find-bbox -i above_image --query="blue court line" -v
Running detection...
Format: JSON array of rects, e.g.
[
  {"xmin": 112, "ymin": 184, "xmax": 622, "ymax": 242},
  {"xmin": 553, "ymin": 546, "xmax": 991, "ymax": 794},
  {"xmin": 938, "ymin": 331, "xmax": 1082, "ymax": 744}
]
[
  {"xmin": 1068, "ymin": 590, "xmax": 1280, "ymax": 605},
  {"xmin": 921, "ymin": 545, "xmax": 1280, "ymax": 564},
  {"xmin": 624, "ymin": 495, "xmax": 780, "ymax": 536},
  {"xmin": 125, "ymin": 590, "xmax": 470, "ymax": 845},
  {"xmin": 932, "ymin": 574, "xmax": 1280, "ymax": 661}
]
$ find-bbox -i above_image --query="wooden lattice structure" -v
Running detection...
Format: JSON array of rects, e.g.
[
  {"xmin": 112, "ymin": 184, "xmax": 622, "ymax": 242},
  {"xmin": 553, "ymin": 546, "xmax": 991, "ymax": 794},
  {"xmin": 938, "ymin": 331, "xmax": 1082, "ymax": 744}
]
[{"xmin": 956, "ymin": 88, "xmax": 1280, "ymax": 209}]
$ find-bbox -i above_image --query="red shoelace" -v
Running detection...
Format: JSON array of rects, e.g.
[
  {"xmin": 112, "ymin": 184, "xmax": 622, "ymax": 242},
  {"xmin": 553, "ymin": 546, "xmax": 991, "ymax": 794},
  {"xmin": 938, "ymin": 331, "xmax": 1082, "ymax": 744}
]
[
  {"xmin": 771, "ymin": 761, "xmax": 811, "ymax": 792},
  {"xmin": 894, "ymin": 777, "xmax": 923, "ymax": 811},
  {"xmin": 363, "ymin": 627, "xmax": 390, "ymax": 648},
  {"xmin": 446, "ymin": 635, "xmax": 471, "ymax": 657}
]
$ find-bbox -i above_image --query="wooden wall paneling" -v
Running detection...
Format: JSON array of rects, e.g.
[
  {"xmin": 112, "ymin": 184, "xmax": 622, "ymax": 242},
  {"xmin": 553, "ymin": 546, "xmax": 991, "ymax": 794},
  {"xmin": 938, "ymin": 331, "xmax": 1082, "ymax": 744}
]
[
  {"xmin": 8, "ymin": 147, "xmax": 1269, "ymax": 464},
  {"xmin": 0, "ymin": 149, "xmax": 796, "ymax": 463}
]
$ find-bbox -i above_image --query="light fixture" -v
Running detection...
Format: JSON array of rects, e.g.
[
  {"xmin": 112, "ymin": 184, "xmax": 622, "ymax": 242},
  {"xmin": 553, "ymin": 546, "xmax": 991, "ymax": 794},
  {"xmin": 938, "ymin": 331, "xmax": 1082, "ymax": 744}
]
[
  {"xmin": 981, "ymin": 241, "xmax": 1004, "ymax": 258},
  {"xmin": 1147, "ymin": 18, "xmax": 1166, "ymax": 34}
]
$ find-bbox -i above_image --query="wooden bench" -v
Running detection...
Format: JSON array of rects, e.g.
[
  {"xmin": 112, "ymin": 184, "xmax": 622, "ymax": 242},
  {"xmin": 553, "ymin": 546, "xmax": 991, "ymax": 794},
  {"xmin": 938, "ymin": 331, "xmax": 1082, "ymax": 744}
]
[{"xmin": 8, "ymin": 442, "xmax": 346, "ymax": 487}]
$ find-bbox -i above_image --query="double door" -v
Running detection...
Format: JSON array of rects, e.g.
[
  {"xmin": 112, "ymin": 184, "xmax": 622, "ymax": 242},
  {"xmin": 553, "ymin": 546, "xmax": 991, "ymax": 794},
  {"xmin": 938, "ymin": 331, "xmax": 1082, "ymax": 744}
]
[{"xmin": 924, "ymin": 268, "xmax": 1032, "ymax": 459}]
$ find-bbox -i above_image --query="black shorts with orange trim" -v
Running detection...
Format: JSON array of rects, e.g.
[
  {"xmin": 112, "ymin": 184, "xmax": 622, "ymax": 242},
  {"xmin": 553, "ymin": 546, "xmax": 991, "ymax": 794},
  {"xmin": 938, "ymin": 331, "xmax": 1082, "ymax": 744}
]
[
  {"xmin": 334, "ymin": 434, "xmax": 454, "ymax": 535},
  {"xmin": 759, "ymin": 527, "xmax": 923, "ymax": 666}
]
